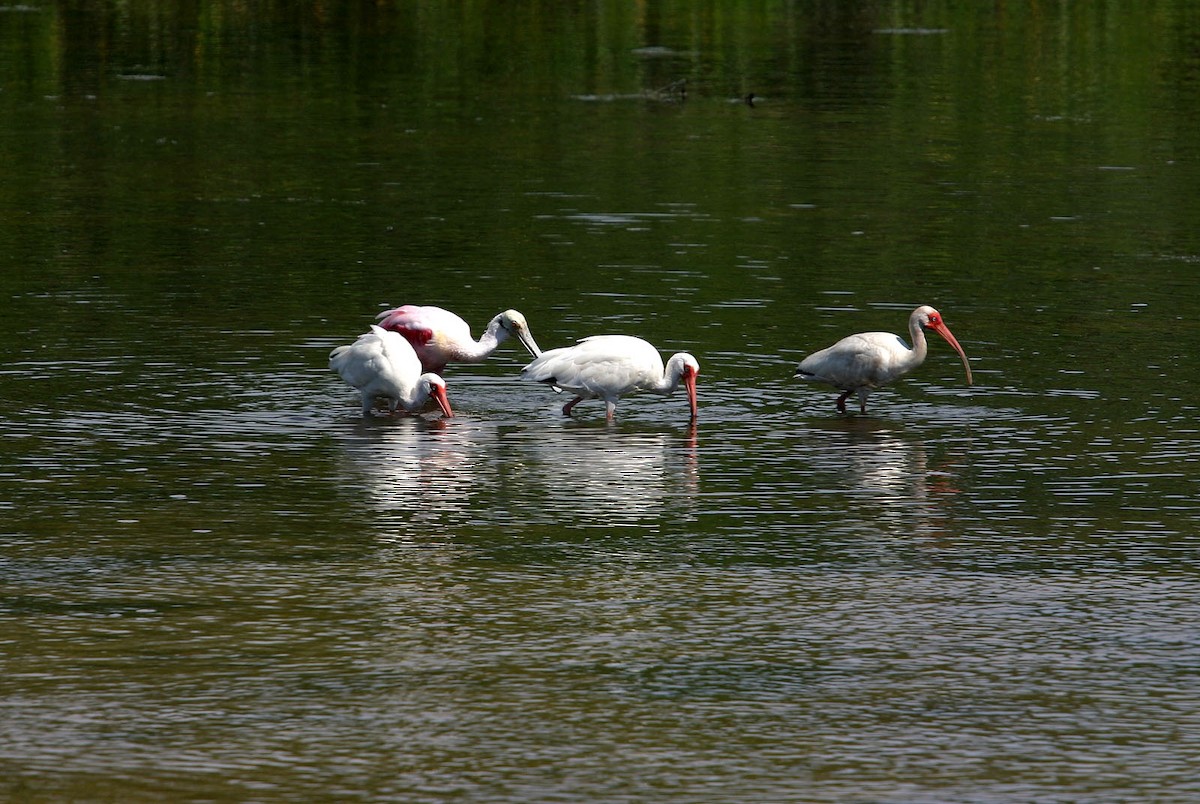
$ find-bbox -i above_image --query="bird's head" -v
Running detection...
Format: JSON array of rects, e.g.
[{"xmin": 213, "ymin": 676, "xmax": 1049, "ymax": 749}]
[
  {"xmin": 914, "ymin": 305, "xmax": 941, "ymax": 330},
  {"xmin": 420, "ymin": 374, "xmax": 454, "ymax": 418},
  {"xmin": 498, "ymin": 309, "xmax": 528, "ymax": 333},
  {"xmin": 496, "ymin": 309, "xmax": 543, "ymax": 359},
  {"xmin": 913, "ymin": 305, "xmax": 972, "ymax": 386},
  {"xmin": 668, "ymin": 353, "xmax": 700, "ymax": 420}
]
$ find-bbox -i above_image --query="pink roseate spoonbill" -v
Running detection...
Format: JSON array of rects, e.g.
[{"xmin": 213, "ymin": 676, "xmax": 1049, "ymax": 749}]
[
  {"xmin": 373, "ymin": 305, "xmax": 543, "ymax": 374},
  {"xmin": 794, "ymin": 305, "xmax": 973, "ymax": 414},
  {"xmin": 330, "ymin": 325, "xmax": 454, "ymax": 418},
  {"xmin": 522, "ymin": 335, "xmax": 699, "ymax": 421}
]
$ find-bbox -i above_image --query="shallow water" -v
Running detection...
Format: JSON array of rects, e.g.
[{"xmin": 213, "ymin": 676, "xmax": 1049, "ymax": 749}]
[{"xmin": 4, "ymin": 2, "xmax": 1200, "ymax": 801}]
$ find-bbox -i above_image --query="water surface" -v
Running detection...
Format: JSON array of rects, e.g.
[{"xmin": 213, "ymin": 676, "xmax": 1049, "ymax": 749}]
[{"xmin": 3, "ymin": 2, "xmax": 1200, "ymax": 800}]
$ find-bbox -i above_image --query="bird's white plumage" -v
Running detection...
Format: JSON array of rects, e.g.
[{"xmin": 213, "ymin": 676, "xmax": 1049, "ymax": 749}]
[
  {"xmin": 522, "ymin": 335, "xmax": 661, "ymax": 395},
  {"xmin": 522, "ymin": 335, "xmax": 699, "ymax": 420},
  {"xmin": 797, "ymin": 332, "xmax": 913, "ymax": 391},
  {"xmin": 795, "ymin": 305, "xmax": 971, "ymax": 413},
  {"xmin": 329, "ymin": 325, "xmax": 453, "ymax": 417}
]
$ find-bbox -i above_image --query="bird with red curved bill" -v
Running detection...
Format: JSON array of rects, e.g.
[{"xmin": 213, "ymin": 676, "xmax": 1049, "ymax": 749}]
[
  {"xmin": 794, "ymin": 305, "xmax": 972, "ymax": 414},
  {"xmin": 330, "ymin": 325, "xmax": 454, "ymax": 418},
  {"xmin": 374, "ymin": 305, "xmax": 543, "ymax": 374},
  {"xmin": 522, "ymin": 334, "xmax": 699, "ymax": 421}
]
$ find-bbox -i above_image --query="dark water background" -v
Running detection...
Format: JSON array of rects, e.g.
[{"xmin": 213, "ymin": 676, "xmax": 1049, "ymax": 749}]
[{"xmin": 3, "ymin": 2, "xmax": 1200, "ymax": 800}]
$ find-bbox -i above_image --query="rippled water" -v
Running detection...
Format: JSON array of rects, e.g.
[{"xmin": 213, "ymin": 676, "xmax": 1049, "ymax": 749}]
[
  {"xmin": 4, "ymin": 315, "xmax": 1199, "ymax": 799},
  {"xmin": 5, "ymin": 1, "xmax": 1200, "ymax": 800}
]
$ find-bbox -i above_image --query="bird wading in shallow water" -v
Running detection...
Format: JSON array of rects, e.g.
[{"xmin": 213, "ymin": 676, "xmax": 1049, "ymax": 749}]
[
  {"xmin": 374, "ymin": 305, "xmax": 543, "ymax": 374},
  {"xmin": 330, "ymin": 325, "xmax": 454, "ymax": 418},
  {"xmin": 521, "ymin": 335, "xmax": 699, "ymax": 421},
  {"xmin": 794, "ymin": 305, "xmax": 972, "ymax": 414}
]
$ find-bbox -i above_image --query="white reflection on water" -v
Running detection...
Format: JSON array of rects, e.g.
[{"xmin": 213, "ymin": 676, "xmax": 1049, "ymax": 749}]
[
  {"xmin": 806, "ymin": 419, "xmax": 932, "ymax": 502},
  {"xmin": 333, "ymin": 414, "xmax": 700, "ymax": 538},
  {"xmin": 686, "ymin": 370, "xmax": 971, "ymax": 547},
  {"xmin": 789, "ymin": 417, "xmax": 962, "ymax": 543}
]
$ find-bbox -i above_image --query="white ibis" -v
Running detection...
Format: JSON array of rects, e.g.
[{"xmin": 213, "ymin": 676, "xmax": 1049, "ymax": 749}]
[
  {"xmin": 522, "ymin": 335, "xmax": 699, "ymax": 421},
  {"xmin": 794, "ymin": 305, "xmax": 972, "ymax": 413},
  {"xmin": 374, "ymin": 305, "xmax": 543, "ymax": 374},
  {"xmin": 330, "ymin": 325, "xmax": 454, "ymax": 418}
]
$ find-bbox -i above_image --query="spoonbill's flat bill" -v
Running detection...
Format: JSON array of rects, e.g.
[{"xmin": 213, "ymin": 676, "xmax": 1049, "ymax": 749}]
[
  {"xmin": 374, "ymin": 305, "xmax": 543, "ymax": 374},
  {"xmin": 795, "ymin": 305, "xmax": 972, "ymax": 413},
  {"xmin": 522, "ymin": 334, "xmax": 699, "ymax": 421},
  {"xmin": 330, "ymin": 325, "xmax": 454, "ymax": 417}
]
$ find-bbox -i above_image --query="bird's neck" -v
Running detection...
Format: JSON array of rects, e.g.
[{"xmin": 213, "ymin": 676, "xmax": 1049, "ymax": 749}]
[
  {"xmin": 460, "ymin": 318, "xmax": 508, "ymax": 362},
  {"xmin": 402, "ymin": 382, "xmax": 432, "ymax": 412},
  {"xmin": 906, "ymin": 323, "xmax": 929, "ymax": 368},
  {"xmin": 652, "ymin": 362, "xmax": 685, "ymax": 395}
]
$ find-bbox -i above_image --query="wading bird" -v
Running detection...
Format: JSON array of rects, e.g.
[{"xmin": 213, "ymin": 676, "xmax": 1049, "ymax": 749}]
[
  {"xmin": 330, "ymin": 325, "xmax": 454, "ymax": 418},
  {"xmin": 522, "ymin": 335, "xmax": 699, "ymax": 421},
  {"xmin": 374, "ymin": 305, "xmax": 543, "ymax": 374},
  {"xmin": 794, "ymin": 305, "xmax": 972, "ymax": 413}
]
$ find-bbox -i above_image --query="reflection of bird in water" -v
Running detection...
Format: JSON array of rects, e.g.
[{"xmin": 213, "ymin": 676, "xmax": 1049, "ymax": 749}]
[
  {"xmin": 802, "ymin": 420, "xmax": 927, "ymax": 501},
  {"xmin": 515, "ymin": 423, "xmax": 700, "ymax": 526},
  {"xmin": 795, "ymin": 305, "xmax": 973, "ymax": 413},
  {"xmin": 336, "ymin": 419, "xmax": 699, "ymax": 536},
  {"xmin": 522, "ymin": 335, "xmax": 699, "ymax": 421},
  {"xmin": 805, "ymin": 419, "xmax": 961, "ymax": 540},
  {"xmin": 334, "ymin": 417, "xmax": 476, "ymax": 535},
  {"xmin": 374, "ymin": 305, "xmax": 544, "ymax": 374},
  {"xmin": 329, "ymin": 326, "xmax": 454, "ymax": 418}
]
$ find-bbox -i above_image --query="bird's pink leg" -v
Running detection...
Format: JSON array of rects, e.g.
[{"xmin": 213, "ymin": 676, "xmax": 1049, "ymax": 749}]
[
  {"xmin": 836, "ymin": 391, "xmax": 851, "ymax": 413},
  {"xmin": 562, "ymin": 396, "xmax": 584, "ymax": 416}
]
